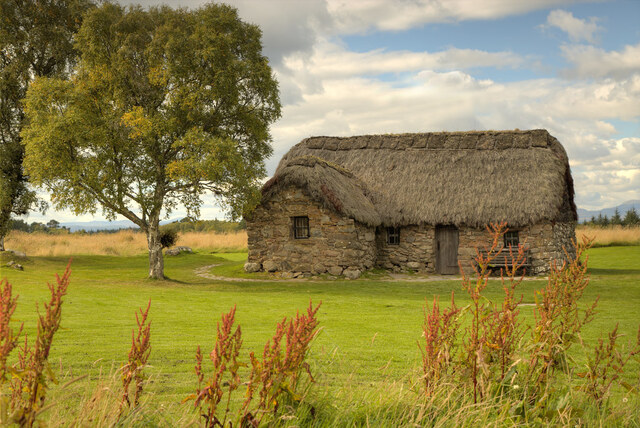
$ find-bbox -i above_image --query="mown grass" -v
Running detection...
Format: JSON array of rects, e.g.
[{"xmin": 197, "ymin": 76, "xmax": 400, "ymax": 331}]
[{"xmin": 0, "ymin": 245, "xmax": 638, "ymax": 425}]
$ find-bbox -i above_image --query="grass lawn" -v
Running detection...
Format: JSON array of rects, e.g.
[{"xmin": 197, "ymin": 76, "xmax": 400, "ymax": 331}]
[{"xmin": 0, "ymin": 246, "xmax": 639, "ymax": 423}]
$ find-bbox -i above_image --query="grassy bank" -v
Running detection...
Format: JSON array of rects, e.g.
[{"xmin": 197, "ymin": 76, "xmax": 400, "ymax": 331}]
[{"xmin": 0, "ymin": 245, "xmax": 638, "ymax": 425}]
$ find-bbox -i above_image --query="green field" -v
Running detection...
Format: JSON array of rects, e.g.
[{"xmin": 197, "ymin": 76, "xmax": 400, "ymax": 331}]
[{"xmin": 0, "ymin": 246, "xmax": 639, "ymax": 425}]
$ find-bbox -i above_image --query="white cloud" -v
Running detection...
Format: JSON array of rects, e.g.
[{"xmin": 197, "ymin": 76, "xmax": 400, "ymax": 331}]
[
  {"xmin": 545, "ymin": 9, "xmax": 601, "ymax": 43},
  {"xmin": 327, "ymin": 0, "xmax": 585, "ymax": 33},
  {"xmin": 295, "ymin": 42, "xmax": 523, "ymax": 79},
  {"xmin": 562, "ymin": 43, "xmax": 640, "ymax": 79}
]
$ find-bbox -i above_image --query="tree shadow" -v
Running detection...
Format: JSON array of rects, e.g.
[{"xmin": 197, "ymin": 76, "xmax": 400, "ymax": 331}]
[{"xmin": 587, "ymin": 268, "xmax": 640, "ymax": 276}]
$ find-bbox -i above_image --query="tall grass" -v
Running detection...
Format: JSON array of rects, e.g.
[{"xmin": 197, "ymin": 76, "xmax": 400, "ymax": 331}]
[
  {"xmin": 576, "ymin": 225, "xmax": 640, "ymax": 247},
  {"xmin": 4, "ymin": 230, "xmax": 247, "ymax": 256},
  {"xmin": 5, "ymin": 226, "xmax": 638, "ymax": 257}
]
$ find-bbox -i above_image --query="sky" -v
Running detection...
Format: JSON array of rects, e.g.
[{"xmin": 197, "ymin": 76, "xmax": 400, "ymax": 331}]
[{"xmin": 26, "ymin": 0, "xmax": 640, "ymax": 224}]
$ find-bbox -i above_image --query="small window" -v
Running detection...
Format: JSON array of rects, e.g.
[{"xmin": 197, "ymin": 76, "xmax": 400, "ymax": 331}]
[
  {"xmin": 387, "ymin": 227, "xmax": 400, "ymax": 245},
  {"xmin": 293, "ymin": 216, "xmax": 310, "ymax": 239},
  {"xmin": 504, "ymin": 231, "xmax": 519, "ymax": 248}
]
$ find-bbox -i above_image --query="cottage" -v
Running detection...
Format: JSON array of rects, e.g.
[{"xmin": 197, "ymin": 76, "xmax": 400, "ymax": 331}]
[{"xmin": 246, "ymin": 130, "xmax": 577, "ymax": 277}]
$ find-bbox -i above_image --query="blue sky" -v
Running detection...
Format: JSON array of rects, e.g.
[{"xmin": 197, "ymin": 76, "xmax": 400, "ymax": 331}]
[{"xmin": 26, "ymin": 0, "xmax": 640, "ymax": 224}]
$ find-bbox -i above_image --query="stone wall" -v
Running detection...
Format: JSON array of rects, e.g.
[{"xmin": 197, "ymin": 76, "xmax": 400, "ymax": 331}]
[
  {"xmin": 247, "ymin": 188, "xmax": 576, "ymax": 277},
  {"xmin": 375, "ymin": 225, "xmax": 435, "ymax": 272},
  {"xmin": 246, "ymin": 186, "xmax": 376, "ymax": 276},
  {"xmin": 526, "ymin": 222, "xmax": 576, "ymax": 274},
  {"xmin": 456, "ymin": 222, "xmax": 577, "ymax": 275},
  {"xmin": 374, "ymin": 222, "xmax": 576, "ymax": 276}
]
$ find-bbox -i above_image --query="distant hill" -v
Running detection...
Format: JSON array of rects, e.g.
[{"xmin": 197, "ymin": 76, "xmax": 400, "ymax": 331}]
[{"xmin": 577, "ymin": 200, "xmax": 640, "ymax": 222}]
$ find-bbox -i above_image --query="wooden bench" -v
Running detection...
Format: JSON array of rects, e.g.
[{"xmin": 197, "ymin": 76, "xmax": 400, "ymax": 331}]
[{"xmin": 478, "ymin": 247, "xmax": 531, "ymax": 274}]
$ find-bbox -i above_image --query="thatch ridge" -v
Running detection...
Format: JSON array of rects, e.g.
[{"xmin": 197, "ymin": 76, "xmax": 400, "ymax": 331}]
[
  {"xmin": 269, "ymin": 130, "xmax": 577, "ymax": 228},
  {"xmin": 262, "ymin": 155, "xmax": 381, "ymax": 226}
]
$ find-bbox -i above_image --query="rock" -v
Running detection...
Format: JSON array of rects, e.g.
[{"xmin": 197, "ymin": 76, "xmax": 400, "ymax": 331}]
[
  {"xmin": 280, "ymin": 271, "xmax": 294, "ymax": 279},
  {"xmin": 6, "ymin": 250, "xmax": 26, "ymax": 258},
  {"xmin": 293, "ymin": 272, "xmax": 303, "ymax": 278},
  {"xmin": 328, "ymin": 266, "xmax": 343, "ymax": 276},
  {"xmin": 407, "ymin": 261, "xmax": 421, "ymax": 270},
  {"xmin": 164, "ymin": 246, "xmax": 192, "ymax": 256},
  {"xmin": 244, "ymin": 262, "xmax": 261, "ymax": 273},
  {"xmin": 7, "ymin": 261, "xmax": 23, "ymax": 271},
  {"xmin": 343, "ymin": 268, "xmax": 361, "ymax": 279},
  {"xmin": 312, "ymin": 263, "xmax": 327, "ymax": 274},
  {"xmin": 263, "ymin": 260, "xmax": 278, "ymax": 272}
]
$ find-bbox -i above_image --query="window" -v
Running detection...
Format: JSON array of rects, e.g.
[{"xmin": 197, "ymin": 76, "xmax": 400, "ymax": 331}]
[
  {"xmin": 387, "ymin": 227, "xmax": 400, "ymax": 245},
  {"xmin": 504, "ymin": 231, "xmax": 519, "ymax": 248},
  {"xmin": 293, "ymin": 216, "xmax": 310, "ymax": 239}
]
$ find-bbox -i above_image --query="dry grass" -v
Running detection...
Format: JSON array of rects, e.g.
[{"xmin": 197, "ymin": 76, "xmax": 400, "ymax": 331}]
[
  {"xmin": 576, "ymin": 225, "xmax": 640, "ymax": 247},
  {"xmin": 5, "ymin": 225, "xmax": 638, "ymax": 257},
  {"xmin": 4, "ymin": 230, "xmax": 248, "ymax": 256}
]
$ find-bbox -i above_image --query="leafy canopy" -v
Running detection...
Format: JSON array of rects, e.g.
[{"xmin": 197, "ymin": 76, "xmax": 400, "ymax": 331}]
[
  {"xmin": 22, "ymin": 2, "xmax": 281, "ymax": 230},
  {"xmin": 0, "ymin": 0, "xmax": 93, "ymax": 243}
]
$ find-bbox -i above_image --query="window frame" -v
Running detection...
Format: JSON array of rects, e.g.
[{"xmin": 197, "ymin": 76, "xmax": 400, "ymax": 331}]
[
  {"xmin": 292, "ymin": 216, "xmax": 310, "ymax": 239},
  {"xmin": 504, "ymin": 230, "xmax": 519, "ymax": 248},
  {"xmin": 387, "ymin": 226, "xmax": 400, "ymax": 245}
]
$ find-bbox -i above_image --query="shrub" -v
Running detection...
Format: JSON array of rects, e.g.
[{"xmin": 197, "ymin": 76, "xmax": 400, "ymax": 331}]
[
  {"xmin": 190, "ymin": 306, "xmax": 243, "ymax": 427},
  {"xmin": 8, "ymin": 261, "xmax": 72, "ymax": 427},
  {"xmin": 242, "ymin": 301, "xmax": 322, "ymax": 425},
  {"xmin": 159, "ymin": 229, "xmax": 179, "ymax": 248},
  {"xmin": 120, "ymin": 300, "xmax": 152, "ymax": 412},
  {"xmin": 0, "ymin": 278, "xmax": 22, "ymax": 382},
  {"xmin": 187, "ymin": 301, "xmax": 322, "ymax": 427},
  {"xmin": 419, "ymin": 224, "xmax": 640, "ymax": 424}
]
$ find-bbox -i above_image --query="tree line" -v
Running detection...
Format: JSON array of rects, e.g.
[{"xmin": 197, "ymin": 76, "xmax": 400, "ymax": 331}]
[
  {"xmin": 8, "ymin": 217, "xmax": 245, "ymax": 234},
  {"xmin": 581, "ymin": 207, "xmax": 639, "ymax": 227}
]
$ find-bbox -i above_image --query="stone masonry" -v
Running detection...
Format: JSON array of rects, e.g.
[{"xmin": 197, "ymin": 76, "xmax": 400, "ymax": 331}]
[
  {"xmin": 375, "ymin": 222, "xmax": 576, "ymax": 275},
  {"xmin": 247, "ymin": 187, "xmax": 376, "ymax": 276},
  {"xmin": 375, "ymin": 225, "xmax": 435, "ymax": 273}
]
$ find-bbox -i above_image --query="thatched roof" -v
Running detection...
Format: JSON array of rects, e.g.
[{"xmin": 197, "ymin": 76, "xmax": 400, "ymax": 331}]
[
  {"xmin": 263, "ymin": 129, "xmax": 577, "ymax": 228},
  {"xmin": 262, "ymin": 156, "xmax": 381, "ymax": 225}
]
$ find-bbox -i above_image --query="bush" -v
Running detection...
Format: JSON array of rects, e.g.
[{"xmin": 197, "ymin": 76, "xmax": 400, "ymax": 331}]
[
  {"xmin": 159, "ymin": 229, "xmax": 178, "ymax": 248},
  {"xmin": 419, "ymin": 223, "xmax": 640, "ymax": 424}
]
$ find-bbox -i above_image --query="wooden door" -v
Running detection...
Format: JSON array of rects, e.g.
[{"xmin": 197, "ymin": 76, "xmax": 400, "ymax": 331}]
[{"xmin": 435, "ymin": 226, "xmax": 459, "ymax": 275}]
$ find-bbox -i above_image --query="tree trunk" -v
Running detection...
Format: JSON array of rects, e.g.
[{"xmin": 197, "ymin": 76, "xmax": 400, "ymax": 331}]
[
  {"xmin": 147, "ymin": 220, "xmax": 164, "ymax": 279},
  {"xmin": 0, "ymin": 235, "xmax": 4, "ymax": 252}
]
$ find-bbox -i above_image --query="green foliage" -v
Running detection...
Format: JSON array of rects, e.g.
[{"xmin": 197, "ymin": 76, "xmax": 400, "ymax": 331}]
[
  {"xmin": 161, "ymin": 218, "xmax": 246, "ymax": 234},
  {"xmin": 21, "ymin": 2, "xmax": 281, "ymax": 278},
  {"xmin": 8, "ymin": 218, "xmax": 70, "ymax": 234},
  {"xmin": 0, "ymin": 0, "xmax": 94, "ymax": 248},
  {"xmin": 623, "ymin": 207, "xmax": 639, "ymax": 226},
  {"xmin": 583, "ymin": 207, "xmax": 639, "ymax": 227}
]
